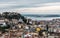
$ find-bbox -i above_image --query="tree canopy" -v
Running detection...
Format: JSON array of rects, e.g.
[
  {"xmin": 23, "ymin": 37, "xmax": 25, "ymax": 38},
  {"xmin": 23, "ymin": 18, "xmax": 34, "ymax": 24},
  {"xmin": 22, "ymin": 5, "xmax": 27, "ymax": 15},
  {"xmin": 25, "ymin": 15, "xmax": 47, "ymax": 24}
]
[
  {"xmin": 2, "ymin": 12, "xmax": 27, "ymax": 23},
  {"xmin": 0, "ymin": 12, "xmax": 27, "ymax": 33}
]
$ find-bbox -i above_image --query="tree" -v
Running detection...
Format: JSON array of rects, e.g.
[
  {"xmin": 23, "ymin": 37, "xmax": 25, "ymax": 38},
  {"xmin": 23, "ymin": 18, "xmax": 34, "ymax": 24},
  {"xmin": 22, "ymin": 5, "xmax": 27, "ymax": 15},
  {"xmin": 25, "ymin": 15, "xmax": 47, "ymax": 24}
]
[
  {"xmin": 2, "ymin": 12, "xmax": 10, "ymax": 18},
  {"xmin": 2, "ymin": 12, "xmax": 27, "ymax": 23},
  {"xmin": 0, "ymin": 12, "xmax": 28, "ymax": 33}
]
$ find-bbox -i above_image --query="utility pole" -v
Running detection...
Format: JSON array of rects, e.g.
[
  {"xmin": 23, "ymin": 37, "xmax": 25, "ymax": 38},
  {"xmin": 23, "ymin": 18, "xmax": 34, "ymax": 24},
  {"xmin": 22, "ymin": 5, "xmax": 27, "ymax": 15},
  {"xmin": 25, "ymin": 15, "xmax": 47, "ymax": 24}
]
[{"xmin": 46, "ymin": 24, "xmax": 48, "ymax": 38}]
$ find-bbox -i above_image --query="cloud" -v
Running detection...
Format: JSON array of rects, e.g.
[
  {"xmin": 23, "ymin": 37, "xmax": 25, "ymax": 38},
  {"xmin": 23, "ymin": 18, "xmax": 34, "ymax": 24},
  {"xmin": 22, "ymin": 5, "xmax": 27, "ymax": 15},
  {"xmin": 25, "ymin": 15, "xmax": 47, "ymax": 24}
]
[
  {"xmin": 0, "ymin": 2, "xmax": 60, "ymax": 14},
  {"xmin": 10, "ymin": 2, "xmax": 60, "ymax": 14},
  {"xmin": 16, "ymin": 6, "xmax": 60, "ymax": 12},
  {"xmin": 0, "ymin": 3, "xmax": 18, "ymax": 8}
]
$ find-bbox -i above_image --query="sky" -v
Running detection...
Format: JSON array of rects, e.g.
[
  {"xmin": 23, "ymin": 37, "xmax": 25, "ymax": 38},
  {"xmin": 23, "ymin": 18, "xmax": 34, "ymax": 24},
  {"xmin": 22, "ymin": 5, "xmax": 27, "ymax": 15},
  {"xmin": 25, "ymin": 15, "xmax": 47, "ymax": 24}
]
[{"xmin": 0, "ymin": 0, "xmax": 60, "ymax": 14}]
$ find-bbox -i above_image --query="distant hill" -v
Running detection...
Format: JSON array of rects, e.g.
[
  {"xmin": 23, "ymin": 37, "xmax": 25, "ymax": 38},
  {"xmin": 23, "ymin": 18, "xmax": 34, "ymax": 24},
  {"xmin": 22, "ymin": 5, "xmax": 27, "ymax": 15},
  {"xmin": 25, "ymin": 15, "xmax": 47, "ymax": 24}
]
[{"xmin": 22, "ymin": 14, "xmax": 60, "ymax": 17}]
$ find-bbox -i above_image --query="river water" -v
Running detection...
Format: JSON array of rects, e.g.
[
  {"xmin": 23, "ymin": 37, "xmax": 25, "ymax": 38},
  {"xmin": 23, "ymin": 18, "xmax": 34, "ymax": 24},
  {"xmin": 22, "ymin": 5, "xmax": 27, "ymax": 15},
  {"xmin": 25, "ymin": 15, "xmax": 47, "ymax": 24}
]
[{"xmin": 22, "ymin": 14, "xmax": 60, "ymax": 20}]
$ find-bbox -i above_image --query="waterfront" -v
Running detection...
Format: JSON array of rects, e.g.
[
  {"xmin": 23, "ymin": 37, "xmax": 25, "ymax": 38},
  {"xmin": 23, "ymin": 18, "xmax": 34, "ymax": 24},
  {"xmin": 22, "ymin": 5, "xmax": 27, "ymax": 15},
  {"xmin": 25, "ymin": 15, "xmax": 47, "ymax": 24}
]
[{"xmin": 22, "ymin": 14, "xmax": 60, "ymax": 20}]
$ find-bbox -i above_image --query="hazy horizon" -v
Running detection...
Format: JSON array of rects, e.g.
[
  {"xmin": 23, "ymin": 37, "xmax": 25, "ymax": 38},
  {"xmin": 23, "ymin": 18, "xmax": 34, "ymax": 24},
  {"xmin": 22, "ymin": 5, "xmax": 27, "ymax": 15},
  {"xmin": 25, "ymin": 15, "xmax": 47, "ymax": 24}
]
[{"xmin": 0, "ymin": 0, "xmax": 60, "ymax": 14}]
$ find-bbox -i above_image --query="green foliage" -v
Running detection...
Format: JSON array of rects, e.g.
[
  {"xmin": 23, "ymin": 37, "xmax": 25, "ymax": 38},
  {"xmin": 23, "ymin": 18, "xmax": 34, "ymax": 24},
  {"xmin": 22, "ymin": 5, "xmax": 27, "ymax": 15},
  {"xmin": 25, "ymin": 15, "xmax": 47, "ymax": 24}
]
[
  {"xmin": 2, "ymin": 12, "xmax": 27, "ymax": 23},
  {"xmin": 0, "ymin": 12, "xmax": 28, "ymax": 32}
]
